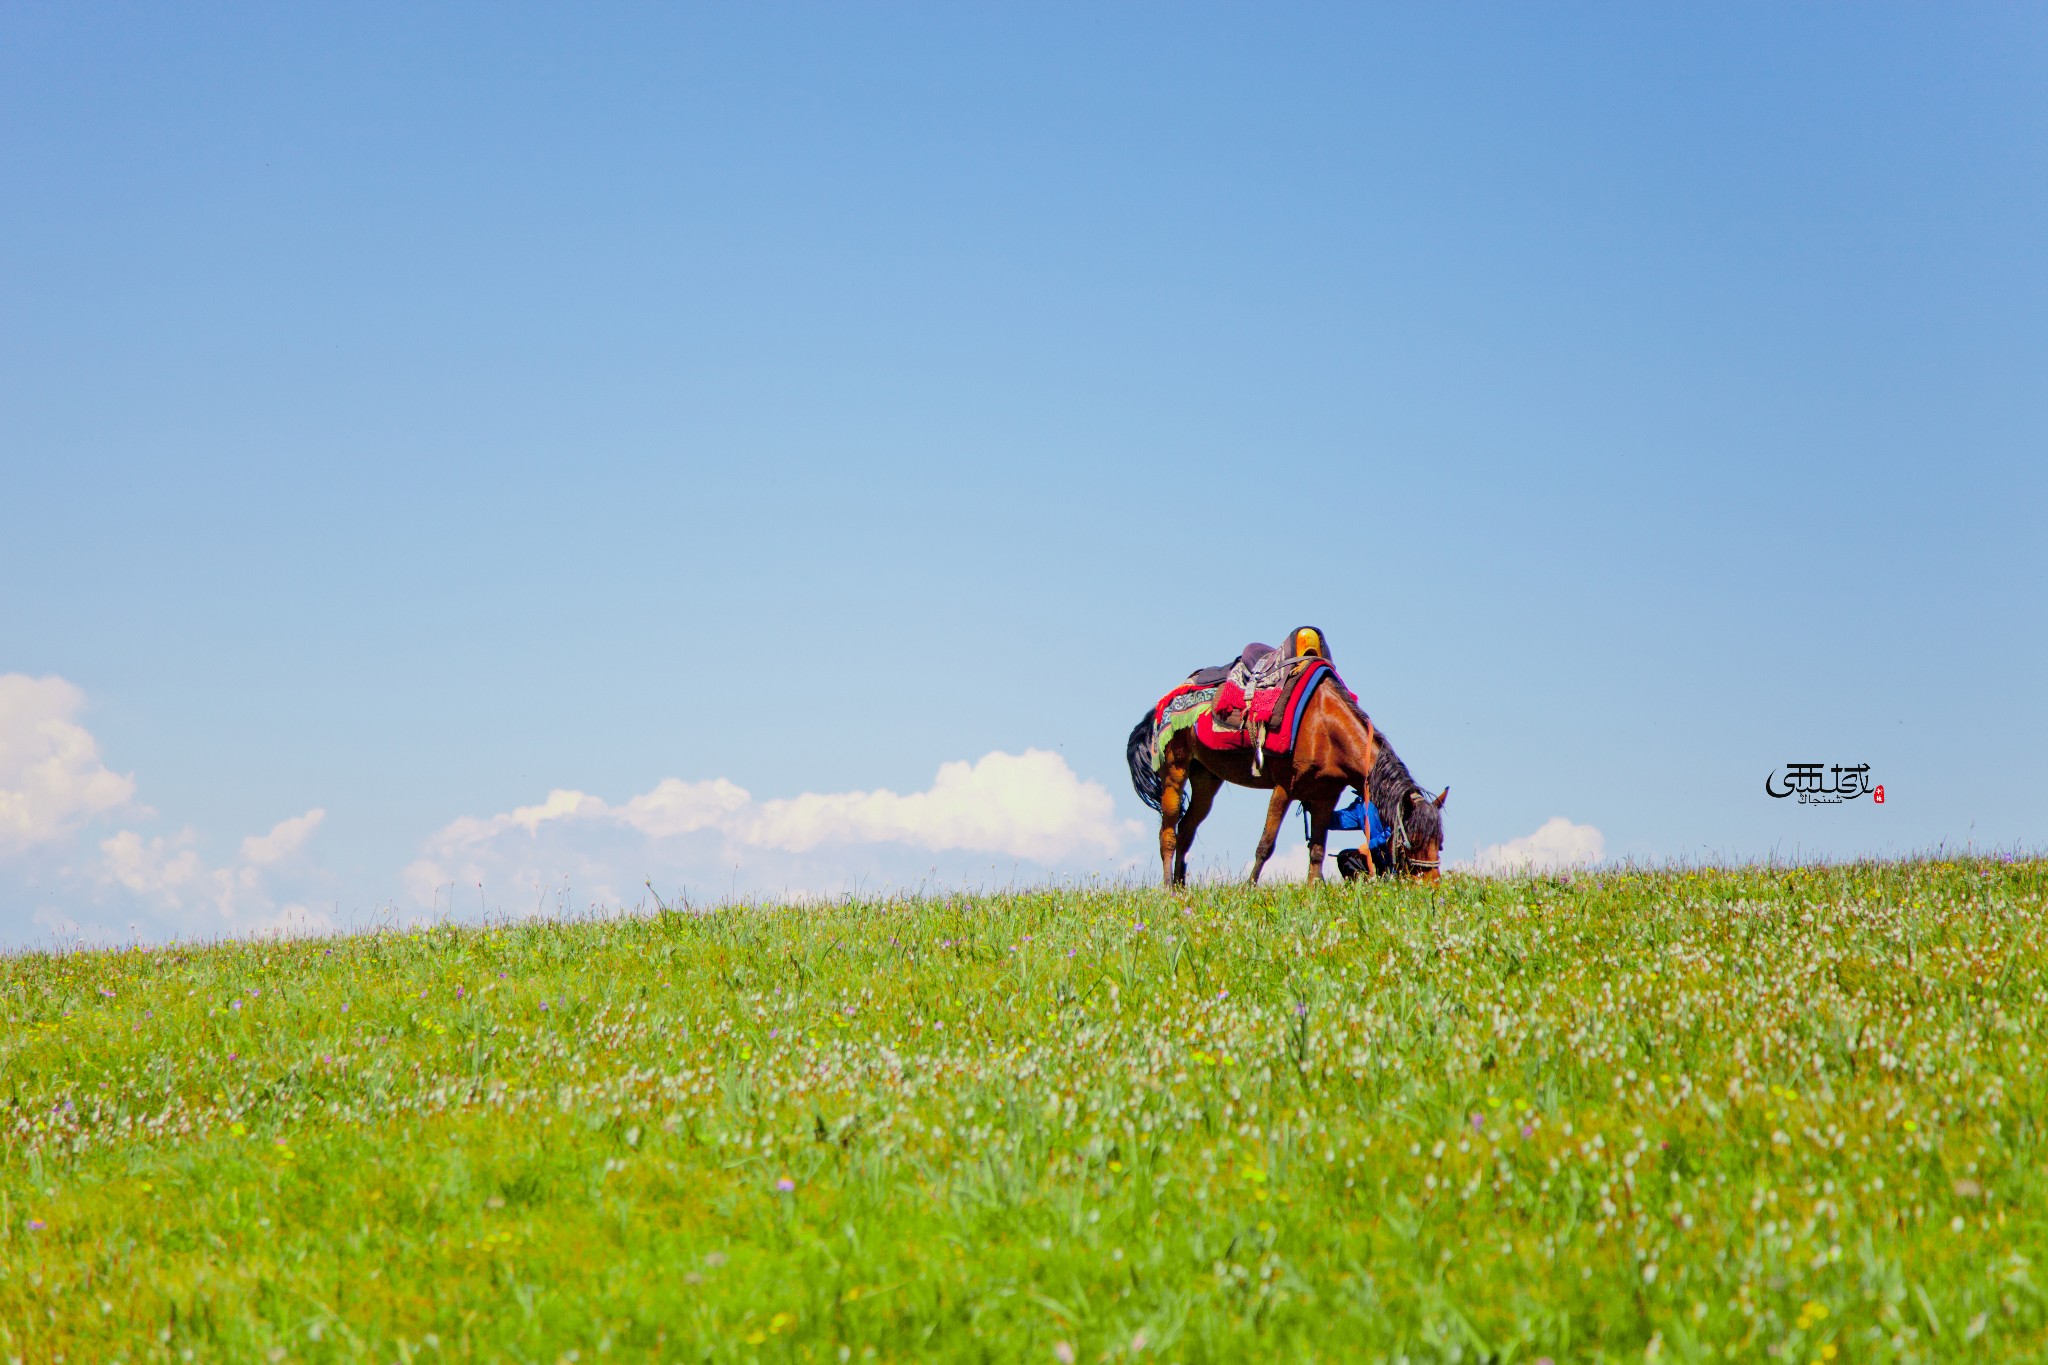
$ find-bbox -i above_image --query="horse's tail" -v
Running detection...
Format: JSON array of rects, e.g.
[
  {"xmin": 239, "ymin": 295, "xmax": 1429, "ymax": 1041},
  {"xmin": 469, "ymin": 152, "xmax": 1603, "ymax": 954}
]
[{"xmin": 1127, "ymin": 709, "xmax": 1167, "ymax": 812}]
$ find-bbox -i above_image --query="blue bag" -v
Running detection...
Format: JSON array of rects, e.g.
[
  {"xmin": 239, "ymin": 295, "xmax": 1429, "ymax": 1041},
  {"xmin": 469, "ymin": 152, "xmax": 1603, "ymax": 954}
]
[{"xmin": 1313, "ymin": 794, "xmax": 1389, "ymax": 849}]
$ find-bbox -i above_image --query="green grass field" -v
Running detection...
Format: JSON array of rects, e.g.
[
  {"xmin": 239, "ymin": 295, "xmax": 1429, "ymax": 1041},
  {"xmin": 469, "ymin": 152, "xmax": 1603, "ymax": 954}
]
[{"xmin": 5, "ymin": 859, "xmax": 2045, "ymax": 1363}]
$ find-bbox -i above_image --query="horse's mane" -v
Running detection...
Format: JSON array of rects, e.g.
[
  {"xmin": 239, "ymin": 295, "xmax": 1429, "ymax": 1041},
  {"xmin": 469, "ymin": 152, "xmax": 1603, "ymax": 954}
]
[{"xmin": 1366, "ymin": 724, "xmax": 1442, "ymax": 851}]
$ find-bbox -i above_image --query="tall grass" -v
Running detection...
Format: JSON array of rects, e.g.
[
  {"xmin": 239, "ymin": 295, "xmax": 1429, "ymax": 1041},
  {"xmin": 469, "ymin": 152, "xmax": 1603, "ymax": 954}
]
[{"xmin": 4, "ymin": 859, "xmax": 2044, "ymax": 1362}]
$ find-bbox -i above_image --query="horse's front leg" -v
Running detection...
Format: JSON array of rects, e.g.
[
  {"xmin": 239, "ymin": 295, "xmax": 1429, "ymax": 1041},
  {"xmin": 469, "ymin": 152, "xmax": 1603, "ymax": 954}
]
[
  {"xmin": 1301, "ymin": 797, "xmax": 1337, "ymax": 885},
  {"xmin": 1174, "ymin": 768, "xmax": 1222, "ymax": 886},
  {"xmin": 1249, "ymin": 783, "xmax": 1292, "ymax": 884}
]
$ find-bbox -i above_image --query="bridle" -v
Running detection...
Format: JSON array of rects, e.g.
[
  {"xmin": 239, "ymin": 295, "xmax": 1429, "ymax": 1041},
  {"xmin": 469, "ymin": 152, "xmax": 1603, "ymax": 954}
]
[{"xmin": 1389, "ymin": 792, "xmax": 1441, "ymax": 876}]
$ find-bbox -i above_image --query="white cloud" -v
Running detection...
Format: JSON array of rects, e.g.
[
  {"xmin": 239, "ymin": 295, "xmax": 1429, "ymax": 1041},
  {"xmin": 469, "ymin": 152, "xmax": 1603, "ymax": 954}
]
[
  {"xmin": 742, "ymin": 751, "xmax": 1124, "ymax": 860},
  {"xmin": 241, "ymin": 808, "xmax": 326, "ymax": 865},
  {"xmin": 0, "ymin": 674, "xmax": 337, "ymax": 947},
  {"xmin": 100, "ymin": 829, "xmax": 207, "ymax": 902},
  {"xmin": 1470, "ymin": 817, "xmax": 1605, "ymax": 875},
  {"xmin": 0, "ymin": 674, "xmax": 135, "ymax": 853},
  {"xmin": 404, "ymin": 750, "xmax": 1136, "ymax": 910},
  {"xmin": 98, "ymin": 807, "xmax": 326, "ymax": 924}
]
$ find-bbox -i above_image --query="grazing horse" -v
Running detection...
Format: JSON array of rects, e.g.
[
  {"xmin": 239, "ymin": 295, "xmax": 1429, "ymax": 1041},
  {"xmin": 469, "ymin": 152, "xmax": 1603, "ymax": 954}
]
[{"xmin": 1126, "ymin": 681, "xmax": 1447, "ymax": 887}]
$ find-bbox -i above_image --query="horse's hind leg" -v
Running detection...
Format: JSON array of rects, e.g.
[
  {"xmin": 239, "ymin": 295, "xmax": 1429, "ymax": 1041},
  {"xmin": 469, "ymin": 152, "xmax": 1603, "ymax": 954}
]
[
  {"xmin": 1173, "ymin": 768, "xmax": 1222, "ymax": 886},
  {"xmin": 1157, "ymin": 758, "xmax": 1189, "ymax": 887},
  {"xmin": 1249, "ymin": 782, "xmax": 1292, "ymax": 884}
]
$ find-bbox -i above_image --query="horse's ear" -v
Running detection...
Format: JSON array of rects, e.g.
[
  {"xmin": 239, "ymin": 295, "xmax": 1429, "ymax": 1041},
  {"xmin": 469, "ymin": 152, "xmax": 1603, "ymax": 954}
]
[{"xmin": 1435, "ymin": 787, "xmax": 1449, "ymax": 810}]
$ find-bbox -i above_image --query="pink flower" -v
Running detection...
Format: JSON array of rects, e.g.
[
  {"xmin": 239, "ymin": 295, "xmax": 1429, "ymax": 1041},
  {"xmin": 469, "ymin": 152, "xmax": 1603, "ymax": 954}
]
[{"xmin": 775, "ymin": 1177, "xmax": 796, "ymax": 1193}]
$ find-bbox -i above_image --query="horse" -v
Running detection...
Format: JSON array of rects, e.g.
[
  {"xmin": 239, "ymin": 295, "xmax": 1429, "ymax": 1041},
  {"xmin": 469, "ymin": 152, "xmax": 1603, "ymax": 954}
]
[{"xmin": 1126, "ymin": 672, "xmax": 1447, "ymax": 887}]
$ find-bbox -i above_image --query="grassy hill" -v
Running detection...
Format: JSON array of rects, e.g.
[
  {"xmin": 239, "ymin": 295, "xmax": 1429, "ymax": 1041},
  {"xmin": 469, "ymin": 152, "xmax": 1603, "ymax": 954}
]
[{"xmin": 5, "ymin": 859, "xmax": 2045, "ymax": 1363}]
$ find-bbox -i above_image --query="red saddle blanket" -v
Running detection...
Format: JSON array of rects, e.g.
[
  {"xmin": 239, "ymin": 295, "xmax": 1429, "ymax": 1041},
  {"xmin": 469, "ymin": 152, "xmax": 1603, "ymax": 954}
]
[{"xmin": 1195, "ymin": 659, "xmax": 1351, "ymax": 754}]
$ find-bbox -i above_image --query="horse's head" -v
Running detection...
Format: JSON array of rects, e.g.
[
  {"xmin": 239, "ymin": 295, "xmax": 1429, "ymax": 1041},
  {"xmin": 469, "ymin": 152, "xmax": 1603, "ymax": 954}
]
[{"xmin": 1392, "ymin": 786, "xmax": 1449, "ymax": 882}]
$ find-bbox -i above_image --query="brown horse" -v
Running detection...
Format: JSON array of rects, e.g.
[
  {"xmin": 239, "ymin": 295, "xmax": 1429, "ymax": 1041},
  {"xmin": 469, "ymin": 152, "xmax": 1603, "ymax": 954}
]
[{"xmin": 1126, "ymin": 675, "xmax": 1447, "ymax": 887}]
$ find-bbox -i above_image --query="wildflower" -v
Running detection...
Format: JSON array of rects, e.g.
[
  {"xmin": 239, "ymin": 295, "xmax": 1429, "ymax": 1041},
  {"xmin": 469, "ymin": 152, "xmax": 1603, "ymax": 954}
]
[
  {"xmin": 776, "ymin": 1176, "xmax": 796, "ymax": 1193},
  {"xmin": 455, "ymin": 986, "xmax": 465, "ymax": 999},
  {"xmin": 1054, "ymin": 1343, "xmax": 1076, "ymax": 1364},
  {"xmin": 27, "ymin": 1220, "xmax": 43, "ymax": 1232},
  {"xmin": 231, "ymin": 1000, "xmax": 242, "ymax": 1011},
  {"xmin": 1470, "ymin": 1113, "xmax": 1484, "ymax": 1131}
]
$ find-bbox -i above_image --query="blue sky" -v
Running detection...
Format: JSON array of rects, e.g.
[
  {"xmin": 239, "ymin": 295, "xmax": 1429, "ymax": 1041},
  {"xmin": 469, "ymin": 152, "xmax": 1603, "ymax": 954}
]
[{"xmin": 4, "ymin": 4, "xmax": 2044, "ymax": 945}]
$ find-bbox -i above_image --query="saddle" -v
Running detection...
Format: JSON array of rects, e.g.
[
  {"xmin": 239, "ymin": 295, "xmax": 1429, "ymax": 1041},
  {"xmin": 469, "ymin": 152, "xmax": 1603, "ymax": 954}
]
[
  {"xmin": 1148, "ymin": 627, "xmax": 1348, "ymax": 772},
  {"xmin": 1209, "ymin": 627, "xmax": 1332, "ymax": 732},
  {"xmin": 1193, "ymin": 627, "xmax": 1347, "ymax": 766},
  {"xmin": 1183, "ymin": 627, "xmax": 1331, "ymax": 696}
]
